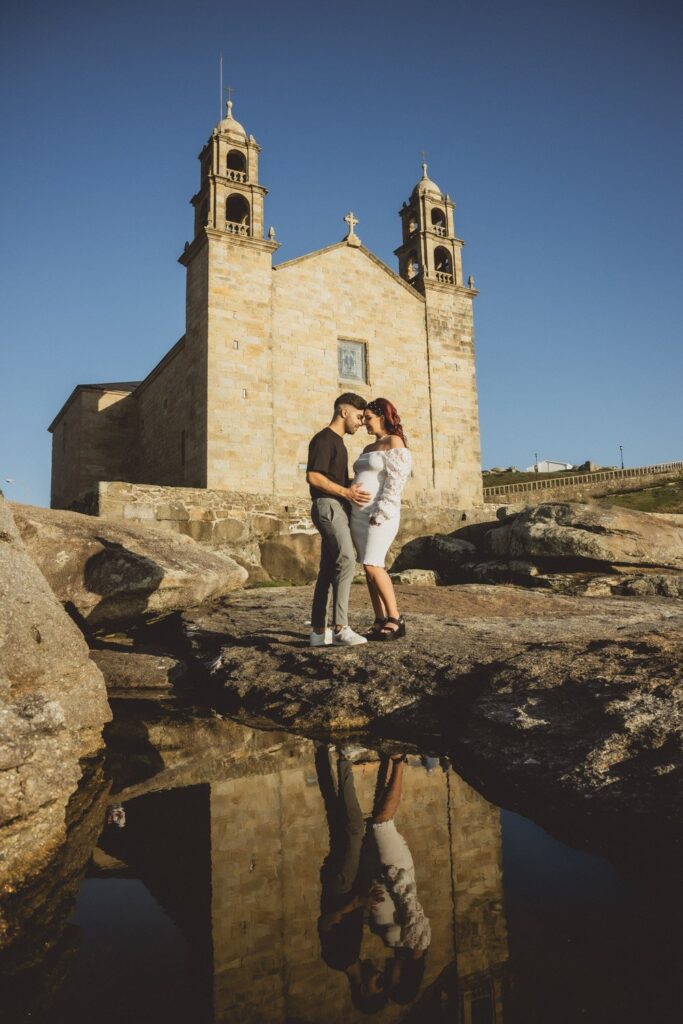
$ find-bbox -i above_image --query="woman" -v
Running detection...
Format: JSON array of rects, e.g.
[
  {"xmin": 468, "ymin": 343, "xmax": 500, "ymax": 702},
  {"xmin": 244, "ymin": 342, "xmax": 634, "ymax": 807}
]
[
  {"xmin": 350, "ymin": 398, "xmax": 412, "ymax": 640},
  {"xmin": 366, "ymin": 755, "xmax": 431, "ymax": 1004}
]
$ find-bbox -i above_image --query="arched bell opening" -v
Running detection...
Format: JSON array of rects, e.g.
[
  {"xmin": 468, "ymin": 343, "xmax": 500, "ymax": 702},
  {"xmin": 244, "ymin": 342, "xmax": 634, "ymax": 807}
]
[
  {"xmin": 407, "ymin": 211, "xmax": 419, "ymax": 235},
  {"xmin": 225, "ymin": 194, "xmax": 251, "ymax": 236},
  {"xmin": 434, "ymin": 246, "xmax": 453, "ymax": 283},
  {"xmin": 226, "ymin": 149, "xmax": 247, "ymax": 182},
  {"xmin": 431, "ymin": 208, "xmax": 447, "ymax": 237},
  {"xmin": 404, "ymin": 250, "xmax": 420, "ymax": 282}
]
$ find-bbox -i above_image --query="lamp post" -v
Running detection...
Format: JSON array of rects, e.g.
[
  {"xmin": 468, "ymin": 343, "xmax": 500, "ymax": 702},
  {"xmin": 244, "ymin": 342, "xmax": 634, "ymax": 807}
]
[
  {"xmin": 534, "ymin": 453, "xmax": 539, "ymax": 474},
  {"xmin": 618, "ymin": 445, "xmax": 624, "ymax": 470}
]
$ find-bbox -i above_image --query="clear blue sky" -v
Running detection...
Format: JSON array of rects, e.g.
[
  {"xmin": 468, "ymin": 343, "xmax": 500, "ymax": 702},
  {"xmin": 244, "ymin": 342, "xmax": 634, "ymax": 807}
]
[{"xmin": 1, "ymin": 0, "xmax": 681, "ymax": 507}]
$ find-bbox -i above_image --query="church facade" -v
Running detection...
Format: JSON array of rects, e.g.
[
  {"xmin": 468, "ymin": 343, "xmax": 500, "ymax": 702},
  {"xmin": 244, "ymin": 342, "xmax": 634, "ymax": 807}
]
[{"xmin": 49, "ymin": 101, "xmax": 483, "ymax": 511}]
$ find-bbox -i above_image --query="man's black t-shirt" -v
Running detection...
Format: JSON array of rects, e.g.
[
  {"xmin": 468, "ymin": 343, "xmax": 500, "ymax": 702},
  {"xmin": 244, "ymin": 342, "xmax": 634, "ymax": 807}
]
[{"xmin": 307, "ymin": 427, "xmax": 350, "ymax": 500}]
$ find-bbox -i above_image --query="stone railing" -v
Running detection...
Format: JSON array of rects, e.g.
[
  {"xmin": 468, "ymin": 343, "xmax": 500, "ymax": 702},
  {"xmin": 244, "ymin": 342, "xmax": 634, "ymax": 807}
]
[
  {"xmin": 435, "ymin": 271, "xmax": 454, "ymax": 284},
  {"xmin": 226, "ymin": 169, "xmax": 247, "ymax": 182},
  {"xmin": 483, "ymin": 461, "xmax": 683, "ymax": 502},
  {"xmin": 432, "ymin": 224, "xmax": 446, "ymax": 236},
  {"xmin": 225, "ymin": 220, "xmax": 250, "ymax": 235}
]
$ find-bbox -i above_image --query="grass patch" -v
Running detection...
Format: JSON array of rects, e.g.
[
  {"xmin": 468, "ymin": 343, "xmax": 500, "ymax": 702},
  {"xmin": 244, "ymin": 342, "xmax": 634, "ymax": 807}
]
[
  {"xmin": 247, "ymin": 578, "xmax": 297, "ymax": 589},
  {"xmin": 601, "ymin": 478, "xmax": 683, "ymax": 514}
]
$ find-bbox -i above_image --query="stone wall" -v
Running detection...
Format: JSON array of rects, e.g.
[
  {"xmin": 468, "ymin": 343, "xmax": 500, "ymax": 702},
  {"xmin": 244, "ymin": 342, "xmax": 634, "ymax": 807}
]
[
  {"xmin": 209, "ymin": 761, "xmax": 508, "ymax": 1023},
  {"xmin": 482, "ymin": 461, "xmax": 683, "ymax": 508},
  {"xmin": 50, "ymin": 387, "xmax": 136, "ymax": 510},
  {"xmin": 95, "ymin": 480, "xmax": 493, "ymax": 582},
  {"xmin": 271, "ymin": 243, "xmax": 435, "ymax": 501},
  {"xmin": 423, "ymin": 279, "xmax": 482, "ymax": 507}
]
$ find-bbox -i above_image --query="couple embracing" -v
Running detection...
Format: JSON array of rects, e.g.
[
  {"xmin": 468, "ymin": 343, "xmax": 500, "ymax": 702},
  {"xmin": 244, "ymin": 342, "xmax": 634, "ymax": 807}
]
[{"xmin": 306, "ymin": 392, "xmax": 411, "ymax": 647}]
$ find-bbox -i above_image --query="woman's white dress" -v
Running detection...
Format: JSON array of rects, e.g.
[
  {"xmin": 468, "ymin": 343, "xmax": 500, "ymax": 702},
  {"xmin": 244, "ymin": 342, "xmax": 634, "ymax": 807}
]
[
  {"xmin": 350, "ymin": 448, "xmax": 412, "ymax": 567},
  {"xmin": 369, "ymin": 820, "xmax": 431, "ymax": 952}
]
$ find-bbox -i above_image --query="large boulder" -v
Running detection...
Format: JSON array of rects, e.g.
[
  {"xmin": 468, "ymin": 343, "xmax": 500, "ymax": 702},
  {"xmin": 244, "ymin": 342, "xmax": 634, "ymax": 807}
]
[
  {"xmin": 12, "ymin": 503, "xmax": 248, "ymax": 632},
  {"xmin": 487, "ymin": 503, "xmax": 683, "ymax": 569},
  {"xmin": 391, "ymin": 534, "xmax": 476, "ymax": 581},
  {"xmin": 259, "ymin": 531, "xmax": 320, "ymax": 584},
  {"xmin": 0, "ymin": 496, "xmax": 111, "ymax": 895}
]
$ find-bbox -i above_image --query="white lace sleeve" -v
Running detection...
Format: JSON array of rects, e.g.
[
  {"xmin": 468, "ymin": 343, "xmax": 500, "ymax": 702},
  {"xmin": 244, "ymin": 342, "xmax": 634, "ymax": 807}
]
[
  {"xmin": 373, "ymin": 448, "xmax": 412, "ymax": 524},
  {"xmin": 385, "ymin": 865, "xmax": 432, "ymax": 951}
]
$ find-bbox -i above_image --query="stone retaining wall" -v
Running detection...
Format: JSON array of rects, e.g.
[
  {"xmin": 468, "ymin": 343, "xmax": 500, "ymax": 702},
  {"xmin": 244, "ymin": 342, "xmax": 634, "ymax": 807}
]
[
  {"xmin": 95, "ymin": 481, "xmax": 493, "ymax": 583},
  {"xmin": 482, "ymin": 461, "xmax": 683, "ymax": 505}
]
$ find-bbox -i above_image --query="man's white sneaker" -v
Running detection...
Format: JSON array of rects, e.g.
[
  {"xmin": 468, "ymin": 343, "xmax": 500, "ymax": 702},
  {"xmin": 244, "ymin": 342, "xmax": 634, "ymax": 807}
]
[
  {"xmin": 332, "ymin": 626, "xmax": 368, "ymax": 647},
  {"xmin": 309, "ymin": 628, "xmax": 333, "ymax": 647}
]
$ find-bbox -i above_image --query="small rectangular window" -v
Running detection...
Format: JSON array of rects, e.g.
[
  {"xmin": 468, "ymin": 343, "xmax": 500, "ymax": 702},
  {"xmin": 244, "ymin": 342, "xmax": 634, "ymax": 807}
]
[{"xmin": 338, "ymin": 339, "xmax": 367, "ymax": 383}]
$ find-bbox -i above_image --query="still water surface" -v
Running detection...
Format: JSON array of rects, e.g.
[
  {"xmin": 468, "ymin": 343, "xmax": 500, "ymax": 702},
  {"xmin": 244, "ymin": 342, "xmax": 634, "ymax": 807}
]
[{"xmin": 2, "ymin": 718, "xmax": 680, "ymax": 1024}]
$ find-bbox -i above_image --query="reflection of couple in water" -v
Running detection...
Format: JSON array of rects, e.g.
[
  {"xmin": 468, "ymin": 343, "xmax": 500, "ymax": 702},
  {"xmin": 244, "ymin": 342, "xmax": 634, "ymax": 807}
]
[{"xmin": 316, "ymin": 746, "xmax": 431, "ymax": 1014}]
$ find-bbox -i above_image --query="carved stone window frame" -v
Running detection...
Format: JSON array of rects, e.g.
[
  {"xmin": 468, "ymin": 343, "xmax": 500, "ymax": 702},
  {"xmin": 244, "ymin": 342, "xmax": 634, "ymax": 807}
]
[{"xmin": 337, "ymin": 338, "xmax": 368, "ymax": 385}]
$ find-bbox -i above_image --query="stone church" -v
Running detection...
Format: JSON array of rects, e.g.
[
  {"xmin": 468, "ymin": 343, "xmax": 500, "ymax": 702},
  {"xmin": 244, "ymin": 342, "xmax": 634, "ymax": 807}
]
[{"xmin": 49, "ymin": 100, "xmax": 482, "ymax": 512}]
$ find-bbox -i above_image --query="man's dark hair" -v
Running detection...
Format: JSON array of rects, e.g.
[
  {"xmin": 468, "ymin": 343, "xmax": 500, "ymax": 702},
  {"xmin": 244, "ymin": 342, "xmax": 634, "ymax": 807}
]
[
  {"xmin": 390, "ymin": 955, "xmax": 427, "ymax": 1005},
  {"xmin": 349, "ymin": 985, "xmax": 389, "ymax": 1015},
  {"xmin": 334, "ymin": 392, "xmax": 366, "ymax": 417}
]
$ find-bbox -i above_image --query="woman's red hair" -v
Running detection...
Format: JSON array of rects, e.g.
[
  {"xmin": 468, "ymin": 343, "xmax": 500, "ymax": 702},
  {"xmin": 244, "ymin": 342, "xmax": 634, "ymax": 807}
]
[{"xmin": 367, "ymin": 397, "xmax": 408, "ymax": 447}]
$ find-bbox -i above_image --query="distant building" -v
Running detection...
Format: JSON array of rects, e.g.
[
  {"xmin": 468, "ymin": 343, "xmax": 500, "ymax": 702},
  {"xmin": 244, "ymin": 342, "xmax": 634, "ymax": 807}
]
[{"xmin": 524, "ymin": 460, "xmax": 574, "ymax": 473}]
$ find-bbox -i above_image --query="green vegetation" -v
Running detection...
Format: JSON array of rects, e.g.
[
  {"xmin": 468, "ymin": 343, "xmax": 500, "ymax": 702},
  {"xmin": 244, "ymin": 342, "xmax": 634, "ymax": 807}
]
[
  {"xmin": 247, "ymin": 578, "xmax": 296, "ymax": 589},
  {"xmin": 601, "ymin": 477, "xmax": 683, "ymax": 514}
]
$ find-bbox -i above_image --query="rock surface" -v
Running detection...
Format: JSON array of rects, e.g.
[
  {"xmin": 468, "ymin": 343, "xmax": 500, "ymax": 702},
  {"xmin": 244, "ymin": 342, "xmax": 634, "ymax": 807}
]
[
  {"xmin": 0, "ymin": 497, "xmax": 111, "ymax": 891},
  {"xmin": 394, "ymin": 502, "xmax": 683, "ymax": 596},
  {"xmin": 89, "ymin": 647, "xmax": 188, "ymax": 695},
  {"xmin": 12, "ymin": 502, "xmax": 248, "ymax": 632},
  {"xmin": 181, "ymin": 584, "xmax": 683, "ymax": 869},
  {"xmin": 487, "ymin": 502, "xmax": 683, "ymax": 568}
]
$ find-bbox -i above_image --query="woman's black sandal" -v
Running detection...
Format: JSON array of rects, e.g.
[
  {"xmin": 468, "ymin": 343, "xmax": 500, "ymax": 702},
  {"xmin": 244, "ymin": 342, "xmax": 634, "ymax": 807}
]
[
  {"xmin": 378, "ymin": 616, "xmax": 406, "ymax": 641},
  {"xmin": 367, "ymin": 618, "xmax": 388, "ymax": 640}
]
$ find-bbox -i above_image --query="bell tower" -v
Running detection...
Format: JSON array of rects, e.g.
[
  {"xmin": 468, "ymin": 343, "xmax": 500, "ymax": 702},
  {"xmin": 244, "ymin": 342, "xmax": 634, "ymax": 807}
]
[
  {"xmin": 394, "ymin": 164, "xmax": 483, "ymax": 504},
  {"xmin": 191, "ymin": 99, "xmax": 268, "ymax": 241},
  {"xmin": 395, "ymin": 162, "xmax": 464, "ymax": 290},
  {"xmin": 179, "ymin": 99, "xmax": 279, "ymax": 492}
]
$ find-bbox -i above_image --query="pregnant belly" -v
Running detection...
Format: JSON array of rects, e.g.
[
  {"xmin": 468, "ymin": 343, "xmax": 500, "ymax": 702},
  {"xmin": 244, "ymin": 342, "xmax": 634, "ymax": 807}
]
[{"xmin": 353, "ymin": 469, "xmax": 381, "ymax": 501}]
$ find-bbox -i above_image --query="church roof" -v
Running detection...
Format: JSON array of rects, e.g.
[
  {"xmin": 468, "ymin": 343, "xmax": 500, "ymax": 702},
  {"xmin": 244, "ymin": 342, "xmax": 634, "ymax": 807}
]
[
  {"xmin": 48, "ymin": 381, "xmax": 141, "ymax": 432},
  {"xmin": 274, "ymin": 241, "xmax": 425, "ymax": 301}
]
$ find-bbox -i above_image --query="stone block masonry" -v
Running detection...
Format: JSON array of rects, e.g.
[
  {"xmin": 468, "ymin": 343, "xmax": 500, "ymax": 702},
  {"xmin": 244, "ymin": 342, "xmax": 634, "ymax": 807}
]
[{"xmin": 95, "ymin": 480, "xmax": 494, "ymax": 582}]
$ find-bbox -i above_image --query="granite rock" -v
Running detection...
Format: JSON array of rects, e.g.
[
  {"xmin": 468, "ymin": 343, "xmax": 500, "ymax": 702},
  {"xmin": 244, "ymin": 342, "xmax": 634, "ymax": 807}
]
[
  {"xmin": 0, "ymin": 497, "xmax": 110, "ymax": 891},
  {"xmin": 12, "ymin": 502, "xmax": 248, "ymax": 632}
]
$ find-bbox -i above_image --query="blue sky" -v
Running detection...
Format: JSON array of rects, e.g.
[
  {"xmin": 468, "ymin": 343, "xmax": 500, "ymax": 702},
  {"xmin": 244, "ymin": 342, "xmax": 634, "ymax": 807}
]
[{"xmin": 1, "ymin": 0, "xmax": 681, "ymax": 507}]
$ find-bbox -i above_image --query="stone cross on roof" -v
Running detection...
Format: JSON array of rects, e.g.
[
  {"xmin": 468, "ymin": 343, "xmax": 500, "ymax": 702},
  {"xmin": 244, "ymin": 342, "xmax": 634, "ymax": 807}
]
[{"xmin": 344, "ymin": 211, "xmax": 359, "ymax": 236}]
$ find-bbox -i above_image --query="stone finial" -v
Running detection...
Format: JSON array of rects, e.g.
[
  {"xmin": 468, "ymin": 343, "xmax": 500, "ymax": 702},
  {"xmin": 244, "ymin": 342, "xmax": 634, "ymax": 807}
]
[
  {"xmin": 468, "ymin": 274, "xmax": 476, "ymax": 289},
  {"xmin": 343, "ymin": 211, "xmax": 361, "ymax": 246},
  {"xmin": 268, "ymin": 225, "xmax": 276, "ymax": 240}
]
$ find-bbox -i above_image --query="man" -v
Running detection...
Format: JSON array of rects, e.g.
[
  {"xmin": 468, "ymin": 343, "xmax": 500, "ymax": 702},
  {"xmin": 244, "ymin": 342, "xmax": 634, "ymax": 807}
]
[
  {"xmin": 315, "ymin": 743, "xmax": 387, "ymax": 1014},
  {"xmin": 306, "ymin": 393, "xmax": 370, "ymax": 646}
]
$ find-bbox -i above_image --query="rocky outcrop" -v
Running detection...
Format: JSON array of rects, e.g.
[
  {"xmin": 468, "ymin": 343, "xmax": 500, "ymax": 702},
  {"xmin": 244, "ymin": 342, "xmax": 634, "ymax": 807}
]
[
  {"xmin": 0, "ymin": 497, "xmax": 111, "ymax": 892},
  {"xmin": 180, "ymin": 584, "xmax": 683, "ymax": 870},
  {"xmin": 487, "ymin": 503, "xmax": 683, "ymax": 569},
  {"xmin": 89, "ymin": 647, "xmax": 188, "ymax": 696},
  {"xmin": 393, "ymin": 502, "xmax": 683, "ymax": 595},
  {"xmin": 12, "ymin": 502, "xmax": 248, "ymax": 632}
]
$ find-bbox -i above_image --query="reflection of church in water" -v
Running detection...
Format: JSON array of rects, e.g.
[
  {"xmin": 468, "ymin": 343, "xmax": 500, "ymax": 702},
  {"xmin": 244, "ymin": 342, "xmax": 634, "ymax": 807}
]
[{"xmin": 99, "ymin": 734, "xmax": 510, "ymax": 1023}]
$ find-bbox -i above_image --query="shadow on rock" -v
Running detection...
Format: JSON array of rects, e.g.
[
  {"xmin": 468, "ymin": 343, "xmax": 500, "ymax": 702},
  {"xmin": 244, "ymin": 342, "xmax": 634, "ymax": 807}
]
[{"xmin": 84, "ymin": 537, "xmax": 165, "ymax": 631}]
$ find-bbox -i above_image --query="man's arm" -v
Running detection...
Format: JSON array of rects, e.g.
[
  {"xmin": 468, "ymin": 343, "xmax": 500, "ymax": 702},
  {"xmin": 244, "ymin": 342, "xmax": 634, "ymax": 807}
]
[{"xmin": 306, "ymin": 471, "xmax": 370, "ymax": 506}]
